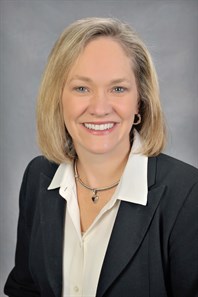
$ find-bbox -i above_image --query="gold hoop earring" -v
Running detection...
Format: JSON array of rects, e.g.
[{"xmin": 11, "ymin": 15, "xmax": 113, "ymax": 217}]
[{"xmin": 133, "ymin": 114, "xmax": 141, "ymax": 125}]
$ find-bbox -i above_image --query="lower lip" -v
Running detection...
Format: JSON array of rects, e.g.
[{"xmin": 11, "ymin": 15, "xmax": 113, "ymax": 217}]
[{"xmin": 81, "ymin": 124, "xmax": 117, "ymax": 135}]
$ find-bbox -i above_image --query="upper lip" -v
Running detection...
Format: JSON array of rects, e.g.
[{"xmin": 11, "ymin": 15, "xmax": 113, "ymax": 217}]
[{"xmin": 82, "ymin": 121, "xmax": 117, "ymax": 124}]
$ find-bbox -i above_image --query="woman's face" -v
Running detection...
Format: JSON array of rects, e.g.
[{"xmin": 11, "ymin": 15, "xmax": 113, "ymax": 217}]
[{"xmin": 62, "ymin": 37, "xmax": 139, "ymax": 158}]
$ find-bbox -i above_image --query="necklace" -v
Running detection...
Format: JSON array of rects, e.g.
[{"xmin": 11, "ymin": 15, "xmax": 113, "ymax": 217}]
[{"xmin": 74, "ymin": 160, "xmax": 120, "ymax": 203}]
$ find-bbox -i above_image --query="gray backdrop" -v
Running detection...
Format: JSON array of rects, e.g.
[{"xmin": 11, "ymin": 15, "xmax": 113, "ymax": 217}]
[{"xmin": 0, "ymin": 0, "xmax": 198, "ymax": 295}]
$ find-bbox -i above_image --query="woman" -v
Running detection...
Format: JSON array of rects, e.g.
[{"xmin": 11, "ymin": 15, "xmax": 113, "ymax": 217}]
[{"xmin": 4, "ymin": 17, "xmax": 198, "ymax": 297}]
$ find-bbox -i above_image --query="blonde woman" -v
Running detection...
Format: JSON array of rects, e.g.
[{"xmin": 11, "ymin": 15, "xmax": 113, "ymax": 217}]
[{"xmin": 4, "ymin": 18, "xmax": 198, "ymax": 297}]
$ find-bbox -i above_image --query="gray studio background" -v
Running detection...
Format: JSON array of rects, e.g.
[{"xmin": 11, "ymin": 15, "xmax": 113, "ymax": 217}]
[{"xmin": 0, "ymin": 0, "xmax": 198, "ymax": 294}]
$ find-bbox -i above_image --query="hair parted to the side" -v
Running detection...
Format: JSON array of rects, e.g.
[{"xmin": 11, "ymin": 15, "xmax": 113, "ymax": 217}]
[{"xmin": 37, "ymin": 17, "xmax": 166, "ymax": 164}]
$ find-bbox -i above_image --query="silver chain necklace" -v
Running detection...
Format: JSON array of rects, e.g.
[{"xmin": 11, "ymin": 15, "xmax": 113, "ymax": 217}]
[{"xmin": 74, "ymin": 160, "xmax": 119, "ymax": 203}]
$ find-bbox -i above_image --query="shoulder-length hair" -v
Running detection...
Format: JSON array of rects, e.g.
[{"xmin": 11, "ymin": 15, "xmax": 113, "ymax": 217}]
[{"xmin": 37, "ymin": 17, "xmax": 166, "ymax": 164}]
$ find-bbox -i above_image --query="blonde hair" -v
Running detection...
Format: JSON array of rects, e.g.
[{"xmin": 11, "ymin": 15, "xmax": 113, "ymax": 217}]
[{"xmin": 37, "ymin": 17, "xmax": 166, "ymax": 164}]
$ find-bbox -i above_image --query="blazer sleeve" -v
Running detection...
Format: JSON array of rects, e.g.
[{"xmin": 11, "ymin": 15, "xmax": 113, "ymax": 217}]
[
  {"xmin": 169, "ymin": 181, "xmax": 198, "ymax": 297},
  {"xmin": 4, "ymin": 161, "xmax": 40, "ymax": 297}
]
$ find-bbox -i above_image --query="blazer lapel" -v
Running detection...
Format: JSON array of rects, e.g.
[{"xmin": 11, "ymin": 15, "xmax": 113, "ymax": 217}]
[
  {"xmin": 96, "ymin": 157, "xmax": 166, "ymax": 297},
  {"xmin": 39, "ymin": 172, "xmax": 66, "ymax": 297}
]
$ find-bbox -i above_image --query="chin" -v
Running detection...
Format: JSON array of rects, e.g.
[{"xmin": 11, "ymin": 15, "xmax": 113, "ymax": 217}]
[{"xmin": 84, "ymin": 143, "xmax": 122, "ymax": 156}]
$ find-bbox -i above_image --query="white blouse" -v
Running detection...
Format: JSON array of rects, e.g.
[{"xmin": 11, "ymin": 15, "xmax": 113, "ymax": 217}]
[{"xmin": 48, "ymin": 132, "xmax": 148, "ymax": 297}]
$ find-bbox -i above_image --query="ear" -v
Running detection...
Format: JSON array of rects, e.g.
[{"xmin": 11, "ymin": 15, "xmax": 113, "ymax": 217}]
[{"xmin": 135, "ymin": 98, "xmax": 141, "ymax": 114}]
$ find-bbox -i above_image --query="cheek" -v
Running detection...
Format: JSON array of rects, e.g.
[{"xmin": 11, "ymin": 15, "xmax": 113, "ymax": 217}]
[
  {"xmin": 119, "ymin": 100, "xmax": 139, "ymax": 119},
  {"xmin": 132, "ymin": 101, "xmax": 139, "ymax": 114},
  {"xmin": 61, "ymin": 98, "xmax": 84, "ymax": 133},
  {"xmin": 61, "ymin": 92, "xmax": 75, "ymax": 119}
]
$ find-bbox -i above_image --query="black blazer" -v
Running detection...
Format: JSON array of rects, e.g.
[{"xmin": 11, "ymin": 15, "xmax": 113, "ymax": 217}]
[{"xmin": 4, "ymin": 154, "xmax": 198, "ymax": 297}]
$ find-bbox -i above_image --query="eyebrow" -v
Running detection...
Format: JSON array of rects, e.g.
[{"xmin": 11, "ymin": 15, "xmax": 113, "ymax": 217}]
[{"xmin": 68, "ymin": 75, "xmax": 131, "ymax": 84}]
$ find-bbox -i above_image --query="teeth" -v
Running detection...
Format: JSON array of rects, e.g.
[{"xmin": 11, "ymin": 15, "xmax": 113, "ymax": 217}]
[{"xmin": 84, "ymin": 123, "xmax": 114, "ymax": 131}]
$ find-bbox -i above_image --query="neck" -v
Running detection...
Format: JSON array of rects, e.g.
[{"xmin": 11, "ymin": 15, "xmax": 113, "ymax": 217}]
[{"xmin": 75, "ymin": 146, "xmax": 130, "ymax": 188}]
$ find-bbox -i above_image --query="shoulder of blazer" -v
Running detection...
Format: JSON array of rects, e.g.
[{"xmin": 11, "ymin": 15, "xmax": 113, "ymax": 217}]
[
  {"xmin": 19, "ymin": 156, "xmax": 59, "ymax": 212},
  {"xmin": 153, "ymin": 153, "xmax": 198, "ymax": 185},
  {"xmin": 17, "ymin": 156, "xmax": 60, "ymax": 235},
  {"xmin": 25, "ymin": 155, "xmax": 59, "ymax": 180},
  {"xmin": 23, "ymin": 155, "xmax": 59, "ymax": 195},
  {"xmin": 148, "ymin": 153, "xmax": 198, "ymax": 213},
  {"xmin": 147, "ymin": 154, "xmax": 198, "ymax": 240}
]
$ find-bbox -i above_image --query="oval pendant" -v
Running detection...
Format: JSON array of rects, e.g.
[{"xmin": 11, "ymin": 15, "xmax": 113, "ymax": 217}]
[{"xmin": 92, "ymin": 190, "xmax": 99, "ymax": 203}]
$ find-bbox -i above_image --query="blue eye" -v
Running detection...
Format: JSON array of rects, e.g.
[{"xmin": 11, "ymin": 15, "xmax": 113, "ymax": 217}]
[
  {"xmin": 74, "ymin": 86, "xmax": 89, "ymax": 93},
  {"xmin": 113, "ymin": 86, "xmax": 126, "ymax": 93}
]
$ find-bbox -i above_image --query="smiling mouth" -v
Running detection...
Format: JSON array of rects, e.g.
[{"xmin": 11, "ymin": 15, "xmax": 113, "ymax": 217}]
[{"xmin": 83, "ymin": 123, "xmax": 115, "ymax": 131}]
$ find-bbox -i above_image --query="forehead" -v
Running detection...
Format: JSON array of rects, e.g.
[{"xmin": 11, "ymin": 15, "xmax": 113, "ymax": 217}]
[
  {"xmin": 67, "ymin": 37, "xmax": 134, "ymax": 81},
  {"xmin": 82, "ymin": 37, "xmax": 128, "ymax": 58}
]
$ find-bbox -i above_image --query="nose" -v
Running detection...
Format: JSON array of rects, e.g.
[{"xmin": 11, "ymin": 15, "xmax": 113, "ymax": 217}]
[{"xmin": 88, "ymin": 90, "xmax": 112, "ymax": 116}]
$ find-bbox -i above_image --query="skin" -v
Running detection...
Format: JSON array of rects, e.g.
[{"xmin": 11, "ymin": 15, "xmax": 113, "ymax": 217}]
[
  {"xmin": 62, "ymin": 37, "xmax": 139, "ymax": 230},
  {"xmin": 62, "ymin": 37, "xmax": 139, "ymax": 165}
]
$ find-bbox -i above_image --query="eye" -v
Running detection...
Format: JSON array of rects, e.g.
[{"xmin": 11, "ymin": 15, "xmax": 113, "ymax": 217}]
[
  {"xmin": 112, "ymin": 86, "xmax": 126, "ymax": 93},
  {"xmin": 74, "ymin": 86, "xmax": 89, "ymax": 93}
]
